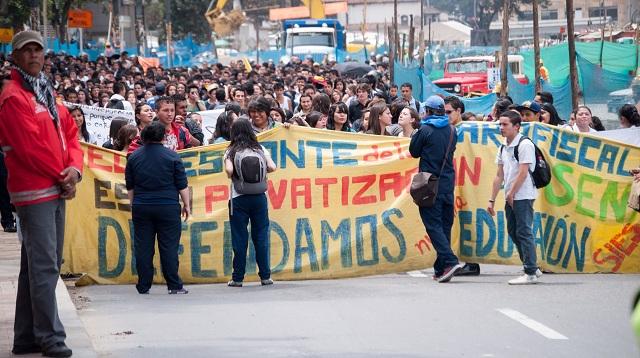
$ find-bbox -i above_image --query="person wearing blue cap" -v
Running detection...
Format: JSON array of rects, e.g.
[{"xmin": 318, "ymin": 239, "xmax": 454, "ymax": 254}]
[
  {"xmin": 516, "ymin": 100, "xmax": 541, "ymax": 122},
  {"xmin": 409, "ymin": 95, "xmax": 464, "ymax": 283}
]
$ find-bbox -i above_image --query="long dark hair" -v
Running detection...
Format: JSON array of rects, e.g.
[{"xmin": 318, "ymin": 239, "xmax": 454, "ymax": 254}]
[
  {"xmin": 227, "ymin": 118, "xmax": 262, "ymax": 161},
  {"xmin": 69, "ymin": 106, "xmax": 91, "ymax": 142},
  {"xmin": 113, "ymin": 124, "xmax": 139, "ymax": 151},
  {"xmin": 214, "ymin": 111, "xmax": 232, "ymax": 141},
  {"xmin": 619, "ymin": 104, "xmax": 640, "ymax": 127},
  {"xmin": 305, "ymin": 111, "xmax": 323, "ymax": 128},
  {"xmin": 327, "ymin": 102, "xmax": 351, "ymax": 131},
  {"xmin": 540, "ymin": 103, "xmax": 563, "ymax": 126}
]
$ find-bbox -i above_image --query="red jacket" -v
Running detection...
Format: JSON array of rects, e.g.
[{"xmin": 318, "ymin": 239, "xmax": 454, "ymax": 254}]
[
  {"xmin": 0, "ymin": 69, "xmax": 84, "ymax": 206},
  {"xmin": 127, "ymin": 122, "xmax": 191, "ymax": 156}
]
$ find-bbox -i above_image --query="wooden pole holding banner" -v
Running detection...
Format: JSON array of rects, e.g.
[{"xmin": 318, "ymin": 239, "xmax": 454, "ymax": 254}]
[
  {"xmin": 499, "ymin": 0, "xmax": 509, "ymax": 97},
  {"xmin": 566, "ymin": 0, "xmax": 579, "ymax": 108}
]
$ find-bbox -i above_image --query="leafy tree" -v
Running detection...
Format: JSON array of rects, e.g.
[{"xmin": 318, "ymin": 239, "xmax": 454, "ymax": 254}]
[
  {"xmin": 168, "ymin": 0, "xmax": 211, "ymax": 43},
  {"xmin": 0, "ymin": 0, "xmax": 33, "ymax": 30}
]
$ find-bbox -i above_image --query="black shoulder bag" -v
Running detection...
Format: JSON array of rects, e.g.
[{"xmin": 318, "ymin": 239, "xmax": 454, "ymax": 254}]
[{"xmin": 410, "ymin": 125, "xmax": 454, "ymax": 207}]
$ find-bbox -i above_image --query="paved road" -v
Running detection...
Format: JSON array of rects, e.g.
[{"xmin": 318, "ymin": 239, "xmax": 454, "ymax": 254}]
[{"xmin": 71, "ymin": 265, "xmax": 639, "ymax": 358}]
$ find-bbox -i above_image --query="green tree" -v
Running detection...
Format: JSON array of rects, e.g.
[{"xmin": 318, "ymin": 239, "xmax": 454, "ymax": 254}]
[
  {"xmin": 0, "ymin": 0, "xmax": 33, "ymax": 30},
  {"xmin": 169, "ymin": 0, "xmax": 211, "ymax": 43}
]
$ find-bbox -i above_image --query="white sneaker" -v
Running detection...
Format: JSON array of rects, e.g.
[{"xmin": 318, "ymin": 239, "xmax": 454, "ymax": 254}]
[
  {"xmin": 535, "ymin": 269, "xmax": 543, "ymax": 278},
  {"xmin": 508, "ymin": 274, "xmax": 538, "ymax": 285}
]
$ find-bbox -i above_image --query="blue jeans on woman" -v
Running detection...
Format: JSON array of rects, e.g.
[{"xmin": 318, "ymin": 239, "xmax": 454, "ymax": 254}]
[{"xmin": 229, "ymin": 193, "xmax": 271, "ymax": 282}]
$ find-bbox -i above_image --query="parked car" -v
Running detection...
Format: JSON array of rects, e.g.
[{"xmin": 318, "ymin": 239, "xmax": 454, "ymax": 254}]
[{"xmin": 433, "ymin": 55, "xmax": 528, "ymax": 97}]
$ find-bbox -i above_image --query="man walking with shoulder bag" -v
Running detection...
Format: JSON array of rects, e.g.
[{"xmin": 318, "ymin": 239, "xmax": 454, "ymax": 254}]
[{"xmin": 409, "ymin": 96, "xmax": 464, "ymax": 283}]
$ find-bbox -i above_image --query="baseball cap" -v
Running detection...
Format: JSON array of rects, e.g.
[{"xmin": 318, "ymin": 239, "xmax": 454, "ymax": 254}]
[
  {"xmin": 206, "ymin": 83, "xmax": 218, "ymax": 93},
  {"xmin": 516, "ymin": 100, "xmax": 541, "ymax": 114},
  {"xmin": 424, "ymin": 95, "xmax": 445, "ymax": 110},
  {"xmin": 12, "ymin": 31, "xmax": 44, "ymax": 50}
]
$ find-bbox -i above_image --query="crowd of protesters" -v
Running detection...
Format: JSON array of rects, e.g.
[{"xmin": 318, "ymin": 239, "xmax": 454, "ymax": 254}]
[{"xmin": 4, "ymin": 48, "xmax": 637, "ymax": 158}]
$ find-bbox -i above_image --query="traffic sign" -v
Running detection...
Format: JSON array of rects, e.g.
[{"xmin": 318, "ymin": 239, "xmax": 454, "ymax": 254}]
[
  {"xmin": 68, "ymin": 9, "xmax": 93, "ymax": 29},
  {"xmin": 0, "ymin": 28, "xmax": 13, "ymax": 43}
]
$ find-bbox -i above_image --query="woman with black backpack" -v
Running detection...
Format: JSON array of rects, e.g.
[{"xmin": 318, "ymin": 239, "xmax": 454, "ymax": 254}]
[{"xmin": 223, "ymin": 118, "xmax": 277, "ymax": 287}]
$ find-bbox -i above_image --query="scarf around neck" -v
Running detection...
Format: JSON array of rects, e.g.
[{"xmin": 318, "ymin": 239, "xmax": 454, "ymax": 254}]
[{"xmin": 15, "ymin": 66, "xmax": 59, "ymax": 124}]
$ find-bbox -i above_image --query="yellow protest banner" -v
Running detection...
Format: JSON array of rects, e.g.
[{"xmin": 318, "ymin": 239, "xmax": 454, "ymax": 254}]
[{"xmin": 63, "ymin": 123, "xmax": 640, "ymax": 285}]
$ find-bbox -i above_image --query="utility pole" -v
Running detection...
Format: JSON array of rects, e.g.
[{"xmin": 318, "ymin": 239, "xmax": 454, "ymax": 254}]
[
  {"xmin": 566, "ymin": 0, "xmax": 579, "ymax": 109},
  {"xmin": 165, "ymin": 0, "xmax": 172, "ymax": 67},
  {"xmin": 499, "ymin": 0, "xmax": 509, "ymax": 97},
  {"xmin": 533, "ymin": 0, "xmax": 541, "ymax": 92}
]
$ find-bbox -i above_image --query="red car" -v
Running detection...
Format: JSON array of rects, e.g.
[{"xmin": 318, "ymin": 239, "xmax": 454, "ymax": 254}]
[{"xmin": 433, "ymin": 55, "xmax": 529, "ymax": 97}]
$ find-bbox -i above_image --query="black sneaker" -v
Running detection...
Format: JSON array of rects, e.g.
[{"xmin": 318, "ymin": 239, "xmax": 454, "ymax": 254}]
[
  {"xmin": 11, "ymin": 343, "xmax": 41, "ymax": 355},
  {"xmin": 437, "ymin": 263, "xmax": 464, "ymax": 283},
  {"xmin": 456, "ymin": 263, "xmax": 480, "ymax": 276},
  {"xmin": 227, "ymin": 280, "xmax": 243, "ymax": 287},
  {"xmin": 261, "ymin": 278, "xmax": 274, "ymax": 286},
  {"xmin": 4, "ymin": 224, "xmax": 17, "ymax": 233},
  {"xmin": 42, "ymin": 342, "xmax": 72, "ymax": 357},
  {"xmin": 168, "ymin": 288, "xmax": 189, "ymax": 294}
]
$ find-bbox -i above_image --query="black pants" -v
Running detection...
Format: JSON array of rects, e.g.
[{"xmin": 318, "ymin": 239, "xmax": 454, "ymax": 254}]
[
  {"xmin": 132, "ymin": 204, "xmax": 183, "ymax": 293},
  {"xmin": 0, "ymin": 156, "xmax": 14, "ymax": 229}
]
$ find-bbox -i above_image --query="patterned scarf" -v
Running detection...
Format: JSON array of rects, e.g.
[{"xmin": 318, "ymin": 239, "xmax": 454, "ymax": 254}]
[{"xmin": 15, "ymin": 66, "xmax": 59, "ymax": 124}]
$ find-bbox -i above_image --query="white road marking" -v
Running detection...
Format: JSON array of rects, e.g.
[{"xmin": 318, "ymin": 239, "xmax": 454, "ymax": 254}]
[
  {"xmin": 497, "ymin": 308, "xmax": 568, "ymax": 340},
  {"xmin": 407, "ymin": 270, "xmax": 428, "ymax": 278}
]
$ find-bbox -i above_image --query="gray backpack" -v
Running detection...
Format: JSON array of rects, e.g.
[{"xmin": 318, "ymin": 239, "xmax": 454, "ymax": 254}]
[{"xmin": 232, "ymin": 148, "xmax": 267, "ymax": 194}]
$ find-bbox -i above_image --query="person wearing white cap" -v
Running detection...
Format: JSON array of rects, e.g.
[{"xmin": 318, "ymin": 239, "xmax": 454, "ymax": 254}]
[{"xmin": 0, "ymin": 30, "xmax": 82, "ymax": 357}]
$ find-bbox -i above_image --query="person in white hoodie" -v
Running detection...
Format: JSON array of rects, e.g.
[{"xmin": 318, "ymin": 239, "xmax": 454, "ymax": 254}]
[{"xmin": 107, "ymin": 81, "xmax": 134, "ymax": 112}]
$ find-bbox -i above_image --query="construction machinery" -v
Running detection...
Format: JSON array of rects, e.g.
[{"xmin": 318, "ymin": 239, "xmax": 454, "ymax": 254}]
[{"xmin": 204, "ymin": 0, "xmax": 246, "ymax": 38}]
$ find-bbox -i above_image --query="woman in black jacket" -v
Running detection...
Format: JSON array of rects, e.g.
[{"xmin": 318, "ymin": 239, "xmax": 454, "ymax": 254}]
[{"xmin": 125, "ymin": 122, "xmax": 191, "ymax": 294}]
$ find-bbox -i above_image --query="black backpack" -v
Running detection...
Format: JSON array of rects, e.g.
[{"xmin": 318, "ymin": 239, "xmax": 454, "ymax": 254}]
[
  {"xmin": 106, "ymin": 98, "xmax": 125, "ymax": 110},
  {"xmin": 501, "ymin": 136, "xmax": 551, "ymax": 189},
  {"xmin": 232, "ymin": 148, "xmax": 268, "ymax": 194}
]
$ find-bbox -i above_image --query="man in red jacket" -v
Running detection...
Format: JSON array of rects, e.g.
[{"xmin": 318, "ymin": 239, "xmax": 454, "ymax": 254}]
[
  {"xmin": 0, "ymin": 31, "xmax": 83, "ymax": 358},
  {"xmin": 127, "ymin": 96, "xmax": 192, "ymax": 155}
]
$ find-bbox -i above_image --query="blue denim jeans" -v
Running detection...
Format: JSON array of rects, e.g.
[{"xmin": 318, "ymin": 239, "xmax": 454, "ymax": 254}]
[
  {"xmin": 505, "ymin": 199, "xmax": 538, "ymax": 275},
  {"xmin": 229, "ymin": 194, "xmax": 271, "ymax": 282},
  {"xmin": 418, "ymin": 193, "xmax": 459, "ymax": 277}
]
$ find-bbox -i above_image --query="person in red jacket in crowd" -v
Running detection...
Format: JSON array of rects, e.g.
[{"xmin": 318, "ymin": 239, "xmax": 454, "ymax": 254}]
[
  {"xmin": 127, "ymin": 96, "xmax": 192, "ymax": 155},
  {"xmin": 0, "ymin": 31, "xmax": 83, "ymax": 358}
]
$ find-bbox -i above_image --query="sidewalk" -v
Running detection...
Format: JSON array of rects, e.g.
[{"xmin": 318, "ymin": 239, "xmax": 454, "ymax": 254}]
[{"xmin": 0, "ymin": 230, "xmax": 97, "ymax": 358}]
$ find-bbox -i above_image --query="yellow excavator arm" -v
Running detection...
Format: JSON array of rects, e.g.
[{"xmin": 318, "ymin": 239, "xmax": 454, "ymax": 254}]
[{"xmin": 205, "ymin": 0, "xmax": 245, "ymax": 37}]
